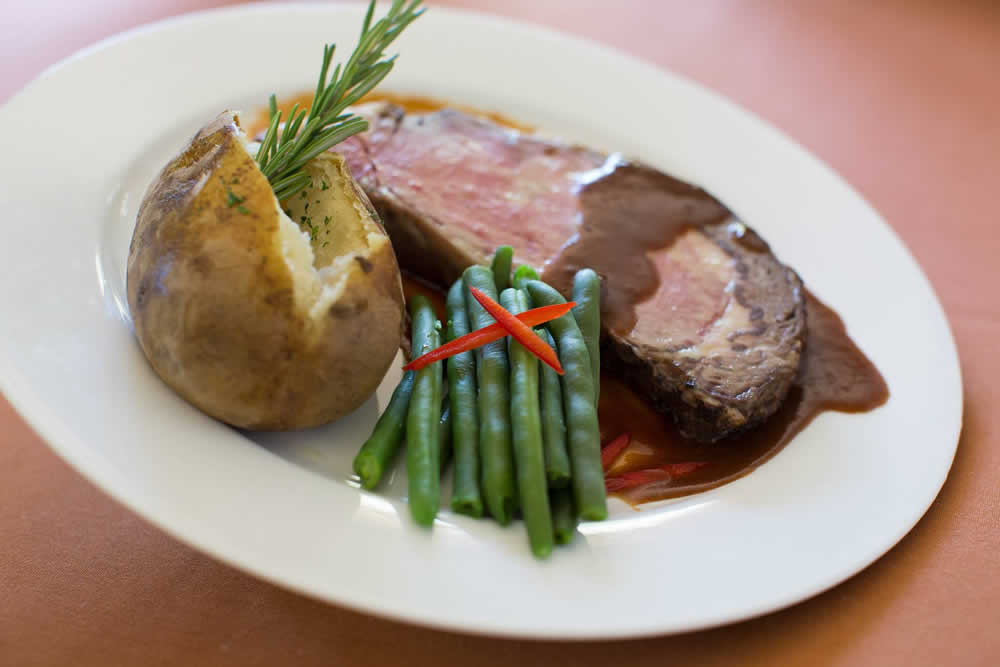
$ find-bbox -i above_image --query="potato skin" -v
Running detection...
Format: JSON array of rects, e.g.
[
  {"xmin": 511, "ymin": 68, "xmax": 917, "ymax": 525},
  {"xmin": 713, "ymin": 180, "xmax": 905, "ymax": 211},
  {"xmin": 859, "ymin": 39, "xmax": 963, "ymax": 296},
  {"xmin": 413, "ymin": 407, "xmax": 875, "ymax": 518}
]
[{"xmin": 128, "ymin": 111, "xmax": 405, "ymax": 430}]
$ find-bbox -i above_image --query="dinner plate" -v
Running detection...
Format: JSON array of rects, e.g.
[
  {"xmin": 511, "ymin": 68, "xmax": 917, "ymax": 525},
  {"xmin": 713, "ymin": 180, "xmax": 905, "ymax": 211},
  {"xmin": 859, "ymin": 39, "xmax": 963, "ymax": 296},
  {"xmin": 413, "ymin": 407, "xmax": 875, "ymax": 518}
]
[{"xmin": 0, "ymin": 3, "xmax": 961, "ymax": 639}]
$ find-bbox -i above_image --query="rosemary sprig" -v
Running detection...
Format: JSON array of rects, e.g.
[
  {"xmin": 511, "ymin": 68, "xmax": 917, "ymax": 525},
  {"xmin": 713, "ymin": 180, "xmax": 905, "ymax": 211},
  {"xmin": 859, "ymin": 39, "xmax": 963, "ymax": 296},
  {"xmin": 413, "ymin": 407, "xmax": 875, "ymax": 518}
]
[{"xmin": 256, "ymin": 0, "xmax": 424, "ymax": 201}]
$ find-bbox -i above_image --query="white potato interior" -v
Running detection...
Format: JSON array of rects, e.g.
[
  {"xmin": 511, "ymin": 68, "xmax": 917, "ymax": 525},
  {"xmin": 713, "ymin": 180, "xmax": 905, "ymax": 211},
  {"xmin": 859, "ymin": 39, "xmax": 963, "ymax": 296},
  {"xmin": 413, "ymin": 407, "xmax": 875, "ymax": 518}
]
[{"xmin": 239, "ymin": 132, "xmax": 386, "ymax": 325}]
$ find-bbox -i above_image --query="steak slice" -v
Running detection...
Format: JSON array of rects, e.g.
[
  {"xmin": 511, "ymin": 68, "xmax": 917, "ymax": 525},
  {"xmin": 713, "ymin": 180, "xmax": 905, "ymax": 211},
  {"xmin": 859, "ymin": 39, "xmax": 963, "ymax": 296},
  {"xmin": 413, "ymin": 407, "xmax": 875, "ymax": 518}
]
[{"xmin": 338, "ymin": 104, "xmax": 806, "ymax": 442}]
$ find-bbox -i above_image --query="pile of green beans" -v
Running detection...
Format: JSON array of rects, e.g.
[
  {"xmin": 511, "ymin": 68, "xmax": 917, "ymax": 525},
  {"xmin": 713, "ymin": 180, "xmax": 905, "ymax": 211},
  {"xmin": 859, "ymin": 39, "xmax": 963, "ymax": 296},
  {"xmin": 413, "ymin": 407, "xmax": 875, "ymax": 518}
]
[{"xmin": 352, "ymin": 247, "xmax": 605, "ymax": 557}]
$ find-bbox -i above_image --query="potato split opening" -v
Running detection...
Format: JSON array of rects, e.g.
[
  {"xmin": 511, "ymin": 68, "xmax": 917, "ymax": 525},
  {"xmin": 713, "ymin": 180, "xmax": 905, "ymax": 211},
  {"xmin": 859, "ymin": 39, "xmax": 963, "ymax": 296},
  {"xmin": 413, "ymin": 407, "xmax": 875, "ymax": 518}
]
[
  {"xmin": 282, "ymin": 153, "xmax": 387, "ymax": 321},
  {"xmin": 239, "ymin": 129, "xmax": 385, "ymax": 325}
]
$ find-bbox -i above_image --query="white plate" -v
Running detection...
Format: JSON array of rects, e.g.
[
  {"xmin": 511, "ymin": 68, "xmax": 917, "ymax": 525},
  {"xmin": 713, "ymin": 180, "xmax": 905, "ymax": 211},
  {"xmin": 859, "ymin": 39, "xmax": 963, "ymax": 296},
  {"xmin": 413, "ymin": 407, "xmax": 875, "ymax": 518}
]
[{"xmin": 0, "ymin": 3, "xmax": 961, "ymax": 639}]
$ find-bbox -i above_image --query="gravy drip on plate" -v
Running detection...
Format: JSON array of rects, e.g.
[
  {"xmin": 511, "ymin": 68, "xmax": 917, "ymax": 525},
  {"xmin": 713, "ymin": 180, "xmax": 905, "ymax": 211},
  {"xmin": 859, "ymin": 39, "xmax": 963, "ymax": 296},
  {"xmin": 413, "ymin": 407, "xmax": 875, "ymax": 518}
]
[
  {"xmin": 254, "ymin": 93, "xmax": 889, "ymax": 504},
  {"xmin": 602, "ymin": 292, "xmax": 888, "ymax": 504}
]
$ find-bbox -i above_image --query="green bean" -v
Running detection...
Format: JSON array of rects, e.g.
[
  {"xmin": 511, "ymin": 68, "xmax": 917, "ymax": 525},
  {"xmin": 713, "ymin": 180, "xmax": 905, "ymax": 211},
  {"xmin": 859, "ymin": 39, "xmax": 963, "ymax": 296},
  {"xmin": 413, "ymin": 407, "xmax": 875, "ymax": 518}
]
[
  {"xmin": 572, "ymin": 269, "xmax": 602, "ymax": 406},
  {"xmin": 501, "ymin": 288, "xmax": 554, "ymax": 558},
  {"xmin": 525, "ymin": 280, "xmax": 607, "ymax": 521},
  {"xmin": 539, "ymin": 328, "xmax": 571, "ymax": 487},
  {"xmin": 550, "ymin": 487, "xmax": 578, "ymax": 545},
  {"xmin": 352, "ymin": 370, "xmax": 415, "ymax": 490},
  {"xmin": 445, "ymin": 280, "xmax": 484, "ymax": 518},
  {"xmin": 405, "ymin": 295, "xmax": 443, "ymax": 526},
  {"xmin": 408, "ymin": 293, "xmax": 439, "ymax": 365},
  {"xmin": 490, "ymin": 245, "xmax": 514, "ymax": 292},
  {"xmin": 463, "ymin": 265, "xmax": 516, "ymax": 524},
  {"xmin": 512, "ymin": 264, "xmax": 539, "ymax": 290}
]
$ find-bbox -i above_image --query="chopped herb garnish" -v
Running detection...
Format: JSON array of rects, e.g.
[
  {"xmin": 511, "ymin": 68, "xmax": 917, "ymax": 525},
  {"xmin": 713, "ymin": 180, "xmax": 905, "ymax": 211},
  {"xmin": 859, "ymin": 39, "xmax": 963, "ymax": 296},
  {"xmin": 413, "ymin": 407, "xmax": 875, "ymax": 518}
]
[
  {"xmin": 299, "ymin": 214, "xmax": 319, "ymax": 240},
  {"xmin": 221, "ymin": 178, "xmax": 249, "ymax": 213}
]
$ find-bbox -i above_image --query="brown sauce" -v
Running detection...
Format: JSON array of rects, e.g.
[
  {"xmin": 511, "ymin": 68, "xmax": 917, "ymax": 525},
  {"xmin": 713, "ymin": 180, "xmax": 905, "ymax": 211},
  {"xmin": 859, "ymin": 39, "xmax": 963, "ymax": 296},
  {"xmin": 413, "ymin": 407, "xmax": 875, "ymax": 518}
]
[
  {"xmin": 246, "ymin": 92, "xmax": 531, "ymax": 138},
  {"xmin": 541, "ymin": 162, "xmax": 732, "ymax": 335},
  {"xmin": 402, "ymin": 273, "xmax": 447, "ymax": 322},
  {"xmin": 251, "ymin": 93, "xmax": 889, "ymax": 505},
  {"xmin": 401, "ymin": 271, "xmax": 888, "ymax": 504},
  {"xmin": 602, "ymin": 291, "xmax": 888, "ymax": 505}
]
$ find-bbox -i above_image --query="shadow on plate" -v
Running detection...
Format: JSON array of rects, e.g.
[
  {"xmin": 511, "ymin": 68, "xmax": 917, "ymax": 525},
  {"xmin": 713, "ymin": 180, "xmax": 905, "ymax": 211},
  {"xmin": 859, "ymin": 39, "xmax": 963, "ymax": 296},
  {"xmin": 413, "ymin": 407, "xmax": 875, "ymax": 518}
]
[{"xmin": 242, "ymin": 395, "xmax": 380, "ymax": 486}]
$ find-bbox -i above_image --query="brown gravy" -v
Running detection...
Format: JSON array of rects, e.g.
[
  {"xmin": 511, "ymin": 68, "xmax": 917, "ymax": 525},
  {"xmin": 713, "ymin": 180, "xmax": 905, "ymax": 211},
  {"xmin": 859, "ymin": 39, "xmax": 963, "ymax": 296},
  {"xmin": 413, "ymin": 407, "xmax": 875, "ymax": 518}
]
[
  {"xmin": 258, "ymin": 92, "xmax": 889, "ymax": 505},
  {"xmin": 246, "ymin": 92, "xmax": 531, "ymax": 138},
  {"xmin": 402, "ymin": 273, "xmax": 447, "ymax": 322},
  {"xmin": 541, "ymin": 162, "xmax": 733, "ymax": 335},
  {"xmin": 601, "ymin": 291, "xmax": 888, "ymax": 505},
  {"xmin": 402, "ymin": 272, "xmax": 889, "ymax": 505}
]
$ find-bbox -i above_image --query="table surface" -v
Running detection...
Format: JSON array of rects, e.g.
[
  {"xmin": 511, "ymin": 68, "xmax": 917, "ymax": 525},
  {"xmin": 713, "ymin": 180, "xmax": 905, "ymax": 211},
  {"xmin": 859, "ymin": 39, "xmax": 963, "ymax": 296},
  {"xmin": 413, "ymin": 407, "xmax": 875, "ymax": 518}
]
[{"xmin": 2, "ymin": 0, "xmax": 998, "ymax": 664}]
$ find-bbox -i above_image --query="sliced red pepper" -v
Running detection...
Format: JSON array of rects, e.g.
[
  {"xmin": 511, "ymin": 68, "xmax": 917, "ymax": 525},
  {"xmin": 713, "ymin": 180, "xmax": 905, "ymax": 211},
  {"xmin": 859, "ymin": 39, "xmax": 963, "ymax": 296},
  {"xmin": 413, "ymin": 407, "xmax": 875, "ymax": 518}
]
[
  {"xmin": 600, "ymin": 432, "xmax": 631, "ymax": 471},
  {"xmin": 402, "ymin": 301, "xmax": 576, "ymax": 372},
  {"xmin": 468, "ymin": 286, "xmax": 565, "ymax": 375},
  {"xmin": 604, "ymin": 462, "xmax": 709, "ymax": 492}
]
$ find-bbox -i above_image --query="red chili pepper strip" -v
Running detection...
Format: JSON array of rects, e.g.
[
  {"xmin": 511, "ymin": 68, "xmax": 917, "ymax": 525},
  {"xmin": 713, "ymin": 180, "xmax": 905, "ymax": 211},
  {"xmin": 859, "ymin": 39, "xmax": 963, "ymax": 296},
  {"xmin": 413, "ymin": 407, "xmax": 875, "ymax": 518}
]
[
  {"xmin": 604, "ymin": 462, "xmax": 709, "ymax": 492},
  {"xmin": 403, "ymin": 301, "xmax": 577, "ymax": 372},
  {"xmin": 600, "ymin": 433, "xmax": 631, "ymax": 471},
  {"xmin": 468, "ymin": 286, "xmax": 565, "ymax": 375}
]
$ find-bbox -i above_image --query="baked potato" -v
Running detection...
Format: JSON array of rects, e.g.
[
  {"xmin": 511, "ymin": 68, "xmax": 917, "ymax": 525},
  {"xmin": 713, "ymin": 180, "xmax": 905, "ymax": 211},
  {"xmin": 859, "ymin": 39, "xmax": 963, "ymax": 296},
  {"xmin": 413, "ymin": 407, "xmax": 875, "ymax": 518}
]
[{"xmin": 127, "ymin": 111, "xmax": 405, "ymax": 430}]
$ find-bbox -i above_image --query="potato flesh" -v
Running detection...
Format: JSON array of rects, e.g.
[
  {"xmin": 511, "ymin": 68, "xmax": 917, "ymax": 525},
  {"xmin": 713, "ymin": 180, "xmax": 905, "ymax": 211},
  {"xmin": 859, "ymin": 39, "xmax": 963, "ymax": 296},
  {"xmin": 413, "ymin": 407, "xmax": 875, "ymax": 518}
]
[{"xmin": 278, "ymin": 153, "xmax": 390, "ymax": 324}]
